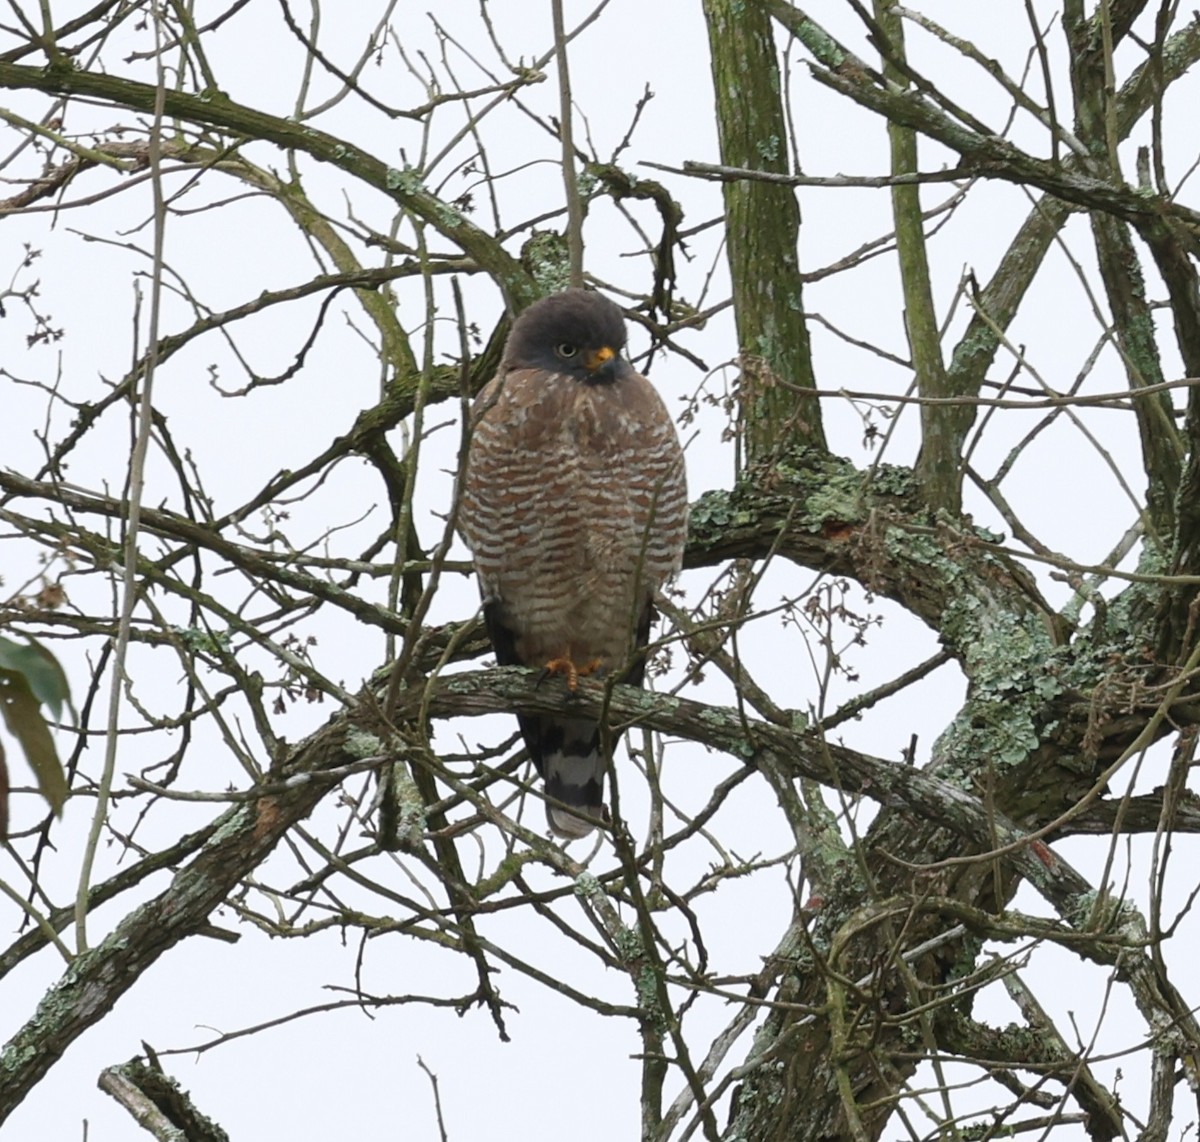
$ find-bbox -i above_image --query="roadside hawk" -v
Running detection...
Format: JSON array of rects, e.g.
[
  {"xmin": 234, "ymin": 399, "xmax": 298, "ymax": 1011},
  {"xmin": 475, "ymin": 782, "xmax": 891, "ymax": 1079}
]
[{"xmin": 458, "ymin": 290, "xmax": 688, "ymax": 837}]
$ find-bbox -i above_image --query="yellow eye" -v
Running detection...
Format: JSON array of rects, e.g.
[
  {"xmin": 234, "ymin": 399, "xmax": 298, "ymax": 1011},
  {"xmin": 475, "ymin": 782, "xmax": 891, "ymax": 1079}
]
[{"xmin": 556, "ymin": 343, "xmax": 578, "ymax": 359}]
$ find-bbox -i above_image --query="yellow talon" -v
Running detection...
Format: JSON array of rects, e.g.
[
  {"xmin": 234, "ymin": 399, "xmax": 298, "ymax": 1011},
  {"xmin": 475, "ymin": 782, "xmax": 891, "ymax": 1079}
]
[{"xmin": 541, "ymin": 655, "xmax": 603, "ymax": 691}]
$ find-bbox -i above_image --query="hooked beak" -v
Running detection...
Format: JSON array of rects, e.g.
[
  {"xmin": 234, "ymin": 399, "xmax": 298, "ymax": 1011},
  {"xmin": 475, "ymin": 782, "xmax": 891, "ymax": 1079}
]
[{"xmin": 581, "ymin": 345, "xmax": 630, "ymax": 381}]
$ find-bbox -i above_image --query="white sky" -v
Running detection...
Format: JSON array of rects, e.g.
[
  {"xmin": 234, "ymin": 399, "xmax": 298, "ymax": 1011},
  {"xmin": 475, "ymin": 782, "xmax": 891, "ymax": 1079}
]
[{"xmin": 1, "ymin": 2, "xmax": 1197, "ymax": 1139}]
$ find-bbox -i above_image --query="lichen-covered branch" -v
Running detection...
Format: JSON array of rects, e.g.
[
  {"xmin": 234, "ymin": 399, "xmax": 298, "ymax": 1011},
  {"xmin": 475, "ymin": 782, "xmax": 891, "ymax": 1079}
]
[
  {"xmin": 928, "ymin": 7, "xmax": 1200, "ymax": 441},
  {"xmin": 1089, "ymin": 214, "xmax": 1180, "ymax": 539},
  {"xmin": 701, "ymin": 0, "xmax": 826, "ymax": 461},
  {"xmin": 871, "ymin": 0, "xmax": 965, "ymax": 513},
  {"xmin": 0, "ymin": 720, "xmax": 351, "ymax": 1122},
  {"xmin": 685, "ymin": 448, "xmax": 1064, "ymax": 653},
  {"xmin": 99, "ymin": 1057, "xmax": 229, "ymax": 1142},
  {"xmin": 4, "ymin": 8, "xmax": 1200, "ymax": 1139},
  {"xmin": 0, "ymin": 60, "xmax": 538, "ymax": 310},
  {"xmin": 1055, "ymin": 3, "xmax": 1183, "ymax": 540},
  {"xmin": 765, "ymin": 3, "xmax": 1200, "ymax": 230}
]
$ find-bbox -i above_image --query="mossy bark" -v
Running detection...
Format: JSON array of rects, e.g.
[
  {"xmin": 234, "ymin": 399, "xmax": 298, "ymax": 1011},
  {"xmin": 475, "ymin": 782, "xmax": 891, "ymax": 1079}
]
[
  {"xmin": 702, "ymin": 0, "xmax": 826, "ymax": 463},
  {"xmin": 873, "ymin": 0, "xmax": 970, "ymax": 514}
]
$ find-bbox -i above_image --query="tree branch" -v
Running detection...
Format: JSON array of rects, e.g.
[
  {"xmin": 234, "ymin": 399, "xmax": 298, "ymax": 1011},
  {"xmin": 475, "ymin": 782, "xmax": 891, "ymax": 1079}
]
[
  {"xmin": 0, "ymin": 60, "xmax": 537, "ymax": 309},
  {"xmin": 871, "ymin": 0, "xmax": 963, "ymax": 513},
  {"xmin": 701, "ymin": 0, "xmax": 826, "ymax": 461}
]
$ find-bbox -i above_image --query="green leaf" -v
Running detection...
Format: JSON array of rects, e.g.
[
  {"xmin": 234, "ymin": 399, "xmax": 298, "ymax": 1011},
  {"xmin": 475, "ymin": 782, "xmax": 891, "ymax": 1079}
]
[
  {"xmin": 0, "ymin": 636, "xmax": 73, "ymax": 724},
  {"xmin": 0, "ymin": 668, "xmax": 69, "ymax": 819}
]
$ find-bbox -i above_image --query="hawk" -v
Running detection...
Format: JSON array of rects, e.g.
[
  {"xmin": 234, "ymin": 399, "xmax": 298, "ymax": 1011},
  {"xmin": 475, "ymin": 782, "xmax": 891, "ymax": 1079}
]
[{"xmin": 458, "ymin": 290, "xmax": 688, "ymax": 838}]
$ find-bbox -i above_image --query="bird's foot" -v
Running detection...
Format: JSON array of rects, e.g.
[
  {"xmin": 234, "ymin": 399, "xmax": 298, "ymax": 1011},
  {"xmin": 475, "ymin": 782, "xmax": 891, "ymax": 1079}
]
[{"xmin": 540, "ymin": 655, "xmax": 603, "ymax": 692}]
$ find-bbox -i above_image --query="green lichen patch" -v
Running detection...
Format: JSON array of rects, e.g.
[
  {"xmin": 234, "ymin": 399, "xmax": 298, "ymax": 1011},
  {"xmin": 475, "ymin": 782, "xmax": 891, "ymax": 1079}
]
[
  {"xmin": 384, "ymin": 165, "xmax": 425, "ymax": 195},
  {"xmin": 519, "ymin": 229, "xmax": 570, "ymax": 296},
  {"xmin": 934, "ymin": 604, "xmax": 1063, "ymax": 776},
  {"xmin": 573, "ymin": 870, "xmax": 603, "ymax": 900},
  {"xmin": 344, "ymin": 729, "xmax": 383, "ymax": 759}
]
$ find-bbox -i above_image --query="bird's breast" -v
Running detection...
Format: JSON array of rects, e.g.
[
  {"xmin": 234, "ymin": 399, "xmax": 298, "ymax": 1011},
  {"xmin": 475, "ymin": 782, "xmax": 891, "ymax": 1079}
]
[{"xmin": 459, "ymin": 369, "xmax": 687, "ymax": 666}]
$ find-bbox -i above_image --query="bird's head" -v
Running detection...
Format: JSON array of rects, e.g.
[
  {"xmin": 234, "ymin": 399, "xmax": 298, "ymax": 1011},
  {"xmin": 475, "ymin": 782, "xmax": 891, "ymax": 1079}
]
[{"xmin": 504, "ymin": 289, "xmax": 635, "ymax": 385}]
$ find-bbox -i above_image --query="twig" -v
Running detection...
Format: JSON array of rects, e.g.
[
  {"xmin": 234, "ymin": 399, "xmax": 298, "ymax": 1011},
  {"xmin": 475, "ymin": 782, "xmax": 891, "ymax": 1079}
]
[
  {"xmin": 74, "ymin": 0, "xmax": 171, "ymax": 954},
  {"xmin": 417, "ymin": 1056, "xmax": 452, "ymax": 1142},
  {"xmin": 551, "ymin": 0, "xmax": 584, "ymax": 286}
]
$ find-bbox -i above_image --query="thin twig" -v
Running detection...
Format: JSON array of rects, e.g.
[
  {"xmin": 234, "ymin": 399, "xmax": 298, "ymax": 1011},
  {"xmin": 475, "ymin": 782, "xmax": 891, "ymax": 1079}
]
[
  {"xmin": 73, "ymin": 0, "xmax": 171, "ymax": 954},
  {"xmin": 552, "ymin": 0, "xmax": 584, "ymax": 286}
]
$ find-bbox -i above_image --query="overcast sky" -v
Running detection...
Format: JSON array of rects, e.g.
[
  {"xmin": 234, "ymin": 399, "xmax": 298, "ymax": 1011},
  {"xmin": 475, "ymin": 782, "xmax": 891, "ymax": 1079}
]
[{"xmin": 1, "ymin": 2, "xmax": 1197, "ymax": 1139}]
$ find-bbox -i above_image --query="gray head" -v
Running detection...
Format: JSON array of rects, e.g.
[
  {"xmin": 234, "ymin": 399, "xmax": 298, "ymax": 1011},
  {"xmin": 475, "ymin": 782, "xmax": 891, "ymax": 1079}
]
[{"xmin": 503, "ymin": 289, "xmax": 633, "ymax": 384}]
